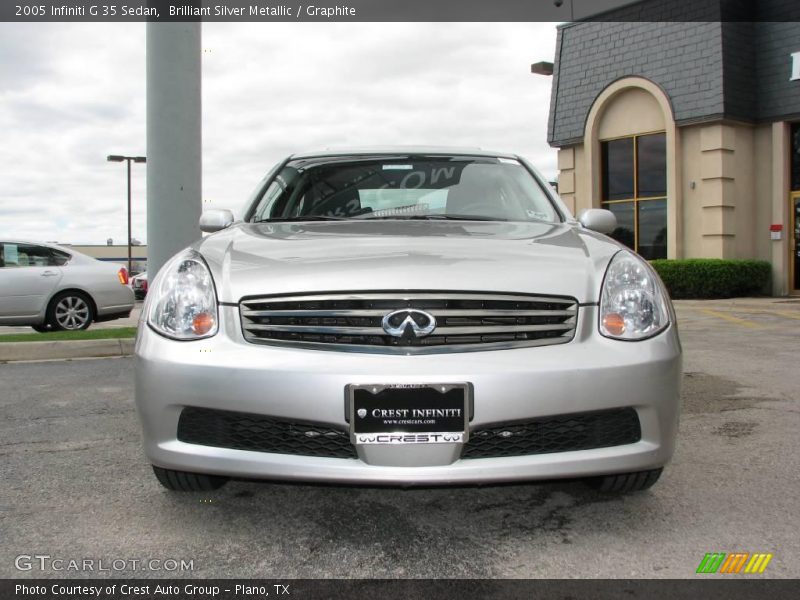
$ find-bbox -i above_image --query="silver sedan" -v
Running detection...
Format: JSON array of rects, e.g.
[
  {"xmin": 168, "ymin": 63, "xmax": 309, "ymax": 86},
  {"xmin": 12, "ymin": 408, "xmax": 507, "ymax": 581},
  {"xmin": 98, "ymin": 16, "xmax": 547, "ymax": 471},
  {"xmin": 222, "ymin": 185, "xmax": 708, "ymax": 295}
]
[
  {"xmin": 0, "ymin": 240, "xmax": 135, "ymax": 331},
  {"xmin": 135, "ymin": 148, "xmax": 681, "ymax": 494}
]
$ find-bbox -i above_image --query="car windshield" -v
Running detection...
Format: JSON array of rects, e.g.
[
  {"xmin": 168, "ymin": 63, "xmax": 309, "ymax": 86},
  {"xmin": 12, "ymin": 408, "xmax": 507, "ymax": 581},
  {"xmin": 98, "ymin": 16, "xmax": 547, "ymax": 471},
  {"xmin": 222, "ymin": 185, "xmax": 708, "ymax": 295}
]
[{"xmin": 249, "ymin": 156, "xmax": 560, "ymax": 223}]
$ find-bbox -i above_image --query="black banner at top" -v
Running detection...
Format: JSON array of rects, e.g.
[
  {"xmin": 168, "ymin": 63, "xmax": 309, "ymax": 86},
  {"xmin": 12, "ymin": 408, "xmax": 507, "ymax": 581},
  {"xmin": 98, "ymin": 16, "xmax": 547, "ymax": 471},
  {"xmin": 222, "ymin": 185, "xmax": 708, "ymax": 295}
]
[{"xmin": 3, "ymin": 0, "xmax": 800, "ymax": 22}]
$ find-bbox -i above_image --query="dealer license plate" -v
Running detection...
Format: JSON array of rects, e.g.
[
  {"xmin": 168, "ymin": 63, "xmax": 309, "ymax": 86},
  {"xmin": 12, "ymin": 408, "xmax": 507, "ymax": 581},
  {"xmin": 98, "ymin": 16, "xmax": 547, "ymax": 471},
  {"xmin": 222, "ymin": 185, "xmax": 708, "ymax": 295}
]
[{"xmin": 347, "ymin": 383, "xmax": 469, "ymax": 445}]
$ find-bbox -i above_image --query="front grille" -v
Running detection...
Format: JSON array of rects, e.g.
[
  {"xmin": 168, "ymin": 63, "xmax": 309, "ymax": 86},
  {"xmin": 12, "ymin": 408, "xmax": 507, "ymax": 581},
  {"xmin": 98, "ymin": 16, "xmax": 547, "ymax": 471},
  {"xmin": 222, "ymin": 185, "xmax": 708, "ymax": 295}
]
[
  {"xmin": 461, "ymin": 408, "xmax": 641, "ymax": 459},
  {"xmin": 240, "ymin": 291, "xmax": 578, "ymax": 354},
  {"xmin": 177, "ymin": 407, "xmax": 357, "ymax": 459},
  {"xmin": 177, "ymin": 407, "xmax": 640, "ymax": 461}
]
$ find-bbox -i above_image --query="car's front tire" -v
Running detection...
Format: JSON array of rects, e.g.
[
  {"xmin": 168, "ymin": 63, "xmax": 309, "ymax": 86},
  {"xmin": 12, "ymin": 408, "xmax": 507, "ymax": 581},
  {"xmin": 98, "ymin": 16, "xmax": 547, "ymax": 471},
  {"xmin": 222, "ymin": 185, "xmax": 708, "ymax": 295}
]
[
  {"xmin": 586, "ymin": 468, "xmax": 663, "ymax": 493},
  {"xmin": 47, "ymin": 291, "xmax": 94, "ymax": 331},
  {"xmin": 152, "ymin": 466, "xmax": 229, "ymax": 492}
]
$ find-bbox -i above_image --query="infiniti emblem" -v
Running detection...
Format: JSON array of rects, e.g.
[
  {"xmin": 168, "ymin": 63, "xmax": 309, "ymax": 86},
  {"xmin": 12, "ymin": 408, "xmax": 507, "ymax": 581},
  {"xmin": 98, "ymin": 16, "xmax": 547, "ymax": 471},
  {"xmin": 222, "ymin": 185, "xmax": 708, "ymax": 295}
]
[{"xmin": 381, "ymin": 309, "xmax": 437, "ymax": 338}]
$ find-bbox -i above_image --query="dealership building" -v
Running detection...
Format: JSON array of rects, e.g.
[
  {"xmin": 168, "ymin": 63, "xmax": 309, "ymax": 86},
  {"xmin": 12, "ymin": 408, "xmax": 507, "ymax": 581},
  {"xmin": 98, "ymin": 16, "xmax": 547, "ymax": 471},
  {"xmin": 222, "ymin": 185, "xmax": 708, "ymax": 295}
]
[
  {"xmin": 69, "ymin": 244, "xmax": 148, "ymax": 274},
  {"xmin": 546, "ymin": 0, "xmax": 800, "ymax": 295}
]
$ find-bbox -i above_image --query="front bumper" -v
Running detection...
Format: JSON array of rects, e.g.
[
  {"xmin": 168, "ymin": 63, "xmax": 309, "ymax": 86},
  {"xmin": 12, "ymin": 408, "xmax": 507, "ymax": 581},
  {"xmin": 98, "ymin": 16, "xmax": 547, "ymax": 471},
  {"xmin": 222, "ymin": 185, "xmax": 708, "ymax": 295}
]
[{"xmin": 134, "ymin": 304, "xmax": 681, "ymax": 485}]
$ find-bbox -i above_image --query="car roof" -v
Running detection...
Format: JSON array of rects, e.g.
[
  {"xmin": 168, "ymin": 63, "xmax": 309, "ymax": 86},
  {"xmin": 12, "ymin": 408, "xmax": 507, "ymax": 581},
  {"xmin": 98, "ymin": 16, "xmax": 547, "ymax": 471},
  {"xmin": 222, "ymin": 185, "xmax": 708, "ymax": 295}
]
[{"xmin": 290, "ymin": 146, "xmax": 519, "ymax": 160}]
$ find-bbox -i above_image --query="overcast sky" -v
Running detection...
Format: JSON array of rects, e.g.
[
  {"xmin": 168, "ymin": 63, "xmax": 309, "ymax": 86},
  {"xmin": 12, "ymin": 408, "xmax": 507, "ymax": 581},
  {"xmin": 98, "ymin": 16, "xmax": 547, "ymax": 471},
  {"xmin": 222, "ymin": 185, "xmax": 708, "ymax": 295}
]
[{"xmin": 0, "ymin": 22, "xmax": 558, "ymax": 245}]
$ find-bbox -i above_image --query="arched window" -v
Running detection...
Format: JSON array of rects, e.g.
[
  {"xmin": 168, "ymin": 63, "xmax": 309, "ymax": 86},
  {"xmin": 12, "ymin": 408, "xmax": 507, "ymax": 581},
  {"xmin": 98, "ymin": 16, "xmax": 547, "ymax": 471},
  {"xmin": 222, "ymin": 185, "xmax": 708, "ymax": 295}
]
[
  {"xmin": 601, "ymin": 132, "xmax": 667, "ymax": 259},
  {"xmin": 584, "ymin": 78, "xmax": 677, "ymax": 260}
]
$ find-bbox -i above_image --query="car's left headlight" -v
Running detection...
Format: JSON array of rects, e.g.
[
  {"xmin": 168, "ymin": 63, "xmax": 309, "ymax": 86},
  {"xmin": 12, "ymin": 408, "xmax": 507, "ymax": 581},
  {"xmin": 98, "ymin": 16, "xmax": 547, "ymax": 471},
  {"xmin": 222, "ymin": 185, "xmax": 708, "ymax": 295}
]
[
  {"xmin": 599, "ymin": 250, "xmax": 669, "ymax": 340},
  {"xmin": 147, "ymin": 249, "xmax": 218, "ymax": 340}
]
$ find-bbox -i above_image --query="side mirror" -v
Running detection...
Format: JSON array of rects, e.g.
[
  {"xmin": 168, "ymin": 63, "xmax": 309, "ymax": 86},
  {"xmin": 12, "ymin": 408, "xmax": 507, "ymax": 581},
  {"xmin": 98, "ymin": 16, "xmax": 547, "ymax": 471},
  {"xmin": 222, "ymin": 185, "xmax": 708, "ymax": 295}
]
[
  {"xmin": 578, "ymin": 208, "xmax": 617, "ymax": 234},
  {"xmin": 199, "ymin": 209, "xmax": 235, "ymax": 233}
]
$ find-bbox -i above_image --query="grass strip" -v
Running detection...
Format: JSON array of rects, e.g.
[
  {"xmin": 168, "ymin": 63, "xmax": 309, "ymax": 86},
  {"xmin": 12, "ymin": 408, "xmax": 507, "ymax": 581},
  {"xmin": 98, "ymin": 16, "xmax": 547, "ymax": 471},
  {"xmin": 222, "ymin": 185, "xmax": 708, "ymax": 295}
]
[{"xmin": 0, "ymin": 327, "xmax": 138, "ymax": 342}]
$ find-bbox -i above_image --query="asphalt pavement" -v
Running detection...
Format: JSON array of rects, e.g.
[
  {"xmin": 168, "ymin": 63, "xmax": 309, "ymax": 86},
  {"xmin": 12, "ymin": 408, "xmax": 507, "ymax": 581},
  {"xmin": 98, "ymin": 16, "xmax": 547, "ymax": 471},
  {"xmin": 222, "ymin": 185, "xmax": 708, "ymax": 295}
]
[{"xmin": 1, "ymin": 299, "xmax": 798, "ymax": 578}]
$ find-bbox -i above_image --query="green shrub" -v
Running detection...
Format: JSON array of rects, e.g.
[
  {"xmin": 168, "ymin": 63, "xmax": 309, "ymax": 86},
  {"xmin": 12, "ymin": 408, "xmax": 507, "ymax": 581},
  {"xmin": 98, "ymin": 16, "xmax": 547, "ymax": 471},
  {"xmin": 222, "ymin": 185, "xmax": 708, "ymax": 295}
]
[{"xmin": 649, "ymin": 259, "xmax": 772, "ymax": 299}]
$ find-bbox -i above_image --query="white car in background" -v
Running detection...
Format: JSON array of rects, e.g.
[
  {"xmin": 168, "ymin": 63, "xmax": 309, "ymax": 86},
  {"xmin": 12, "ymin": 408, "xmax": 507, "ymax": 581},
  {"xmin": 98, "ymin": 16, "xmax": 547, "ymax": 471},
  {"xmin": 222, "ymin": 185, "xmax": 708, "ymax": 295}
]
[{"xmin": 0, "ymin": 240, "xmax": 135, "ymax": 331}]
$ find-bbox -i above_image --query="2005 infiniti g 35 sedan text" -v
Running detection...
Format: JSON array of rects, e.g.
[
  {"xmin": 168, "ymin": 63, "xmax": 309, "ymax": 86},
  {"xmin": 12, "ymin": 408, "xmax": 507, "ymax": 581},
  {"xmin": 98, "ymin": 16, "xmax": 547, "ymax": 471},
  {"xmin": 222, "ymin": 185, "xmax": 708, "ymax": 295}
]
[{"xmin": 135, "ymin": 147, "xmax": 681, "ymax": 493}]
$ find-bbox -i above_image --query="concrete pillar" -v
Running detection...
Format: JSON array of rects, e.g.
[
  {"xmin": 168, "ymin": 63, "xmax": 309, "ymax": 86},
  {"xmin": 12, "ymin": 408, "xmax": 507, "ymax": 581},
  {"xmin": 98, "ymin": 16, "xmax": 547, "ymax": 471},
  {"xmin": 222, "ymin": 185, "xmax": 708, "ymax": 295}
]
[
  {"xmin": 771, "ymin": 122, "xmax": 790, "ymax": 296},
  {"xmin": 146, "ymin": 23, "xmax": 202, "ymax": 277}
]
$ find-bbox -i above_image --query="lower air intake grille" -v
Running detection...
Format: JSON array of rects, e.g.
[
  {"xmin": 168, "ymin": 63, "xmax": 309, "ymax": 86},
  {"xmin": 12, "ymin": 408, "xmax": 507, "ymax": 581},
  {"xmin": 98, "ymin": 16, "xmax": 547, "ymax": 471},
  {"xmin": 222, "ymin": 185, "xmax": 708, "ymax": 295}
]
[
  {"xmin": 177, "ymin": 407, "xmax": 357, "ymax": 459},
  {"xmin": 461, "ymin": 408, "xmax": 641, "ymax": 459},
  {"xmin": 177, "ymin": 407, "xmax": 640, "ymax": 461}
]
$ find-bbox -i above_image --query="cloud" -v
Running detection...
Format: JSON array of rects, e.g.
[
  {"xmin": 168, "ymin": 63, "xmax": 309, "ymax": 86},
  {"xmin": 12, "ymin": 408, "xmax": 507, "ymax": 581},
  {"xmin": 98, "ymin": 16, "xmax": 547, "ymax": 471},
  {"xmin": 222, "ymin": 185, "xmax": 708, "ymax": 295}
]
[
  {"xmin": 0, "ymin": 24, "xmax": 57, "ymax": 92},
  {"xmin": 0, "ymin": 22, "xmax": 557, "ymax": 244}
]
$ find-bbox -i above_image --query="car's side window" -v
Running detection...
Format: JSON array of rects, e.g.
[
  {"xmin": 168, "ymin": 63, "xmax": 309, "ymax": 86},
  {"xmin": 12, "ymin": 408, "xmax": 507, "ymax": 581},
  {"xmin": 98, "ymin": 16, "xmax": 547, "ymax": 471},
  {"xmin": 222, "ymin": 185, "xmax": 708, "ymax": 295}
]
[
  {"xmin": 49, "ymin": 249, "xmax": 71, "ymax": 266},
  {"xmin": 253, "ymin": 180, "xmax": 286, "ymax": 221},
  {"xmin": 12, "ymin": 244, "xmax": 54, "ymax": 267},
  {"xmin": 251, "ymin": 167, "xmax": 299, "ymax": 221},
  {"xmin": 0, "ymin": 243, "xmax": 70, "ymax": 268},
  {"xmin": 0, "ymin": 243, "xmax": 21, "ymax": 268}
]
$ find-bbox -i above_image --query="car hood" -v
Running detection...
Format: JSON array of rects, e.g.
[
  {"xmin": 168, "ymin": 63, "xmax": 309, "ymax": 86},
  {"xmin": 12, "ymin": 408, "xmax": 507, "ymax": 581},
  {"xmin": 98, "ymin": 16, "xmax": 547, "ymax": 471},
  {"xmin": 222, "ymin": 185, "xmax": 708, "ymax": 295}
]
[{"xmin": 196, "ymin": 221, "xmax": 623, "ymax": 304}]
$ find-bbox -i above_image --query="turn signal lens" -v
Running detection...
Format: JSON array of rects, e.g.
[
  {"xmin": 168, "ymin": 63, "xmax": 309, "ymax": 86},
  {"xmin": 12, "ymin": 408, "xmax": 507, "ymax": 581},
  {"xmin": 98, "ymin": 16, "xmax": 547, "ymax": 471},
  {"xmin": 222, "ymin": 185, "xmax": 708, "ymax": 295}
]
[
  {"xmin": 117, "ymin": 267, "xmax": 129, "ymax": 285},
  {"xmin": 601, "ymin": 313, "xmax": 626, "ymax": 336},
  {"xmin": 191, "ymin": 312, "xmax": 216, "ymax": 335}
]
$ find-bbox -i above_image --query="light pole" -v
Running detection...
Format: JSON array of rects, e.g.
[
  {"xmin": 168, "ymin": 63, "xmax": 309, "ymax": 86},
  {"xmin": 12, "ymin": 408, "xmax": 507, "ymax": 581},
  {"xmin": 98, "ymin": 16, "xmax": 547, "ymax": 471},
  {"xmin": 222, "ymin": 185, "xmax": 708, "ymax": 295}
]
[{"xmin": 107, "ymin": 155, "xmax": 146, "ymax": 276}]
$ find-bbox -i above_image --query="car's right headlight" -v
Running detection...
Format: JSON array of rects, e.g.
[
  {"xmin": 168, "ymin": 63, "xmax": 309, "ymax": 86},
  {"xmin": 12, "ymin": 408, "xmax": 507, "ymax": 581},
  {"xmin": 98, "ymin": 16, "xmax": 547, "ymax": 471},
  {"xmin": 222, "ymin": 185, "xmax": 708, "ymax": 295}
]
[
  {"xmin": 147, "ymin": 249, "xmax": 218, "ymax": 340},
  {"xmin": 599, "ymin": 250, "xmax": 669, "ymax": 340}
]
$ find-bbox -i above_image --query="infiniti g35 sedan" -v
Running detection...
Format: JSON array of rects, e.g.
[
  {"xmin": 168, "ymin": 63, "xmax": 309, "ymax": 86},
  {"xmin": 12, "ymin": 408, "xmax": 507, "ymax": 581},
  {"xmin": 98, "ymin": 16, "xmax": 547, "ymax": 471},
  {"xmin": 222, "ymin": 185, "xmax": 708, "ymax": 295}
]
[
  {"xmin": 135, "ymin": 147, "xmax": 681, "ymax": 493},
  {"xmin": 0, "ymin": 240, "xmax": 135, "ymax": 331}
]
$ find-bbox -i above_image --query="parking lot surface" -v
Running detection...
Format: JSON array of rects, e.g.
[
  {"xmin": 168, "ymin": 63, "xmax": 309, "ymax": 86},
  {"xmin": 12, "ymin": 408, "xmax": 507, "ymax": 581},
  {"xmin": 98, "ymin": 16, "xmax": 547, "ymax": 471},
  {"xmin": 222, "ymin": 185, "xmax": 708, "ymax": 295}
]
[{"xmin": 1, "ymin": 299, "xmax": 798, "ymax": 578}]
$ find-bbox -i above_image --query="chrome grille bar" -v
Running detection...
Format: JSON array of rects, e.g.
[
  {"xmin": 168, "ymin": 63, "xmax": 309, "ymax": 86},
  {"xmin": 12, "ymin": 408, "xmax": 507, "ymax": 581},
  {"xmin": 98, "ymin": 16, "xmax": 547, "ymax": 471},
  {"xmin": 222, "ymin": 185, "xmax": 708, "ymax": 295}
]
[
  {"xmin": 243, "ymin": 292, "xmax": 576, "ymax": 304},
  {"xmin": 241, "ymin": 308, "xmax": 577, "ymax": 318},
  {"xmin": 240, "ymin": 291, "xmax": 579, "ymax": 354},
  {"xmin": 244, "ymin": 322, "xmax": 575, "ymax": 336}
]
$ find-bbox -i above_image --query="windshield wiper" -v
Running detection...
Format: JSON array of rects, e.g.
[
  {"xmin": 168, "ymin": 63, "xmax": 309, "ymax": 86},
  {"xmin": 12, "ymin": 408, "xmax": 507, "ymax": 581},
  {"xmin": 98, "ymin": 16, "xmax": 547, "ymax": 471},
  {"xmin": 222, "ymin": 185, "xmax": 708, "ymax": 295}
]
[
  {"xmin": 418, "ymin": 214, "xmax": 508, "ymax": 222},
  {"xmin": 256, "ymin": 214, "xmax": 512, "ymax": 223},
  {"xmin": 362, "ymin": 214, "xmax": 507, "ymax": 222},
  {"xmin": 254, "ymin": 215, "xmax": 349, "ymax": 223}
]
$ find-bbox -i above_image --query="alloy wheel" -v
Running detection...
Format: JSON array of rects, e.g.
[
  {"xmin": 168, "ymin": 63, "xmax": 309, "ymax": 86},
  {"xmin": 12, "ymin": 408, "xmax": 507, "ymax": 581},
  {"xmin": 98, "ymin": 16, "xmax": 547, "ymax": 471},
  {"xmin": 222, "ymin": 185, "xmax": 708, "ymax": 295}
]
[{"xmin": 54, "ymin": 295, "xmax": 91, "ymax": 330}]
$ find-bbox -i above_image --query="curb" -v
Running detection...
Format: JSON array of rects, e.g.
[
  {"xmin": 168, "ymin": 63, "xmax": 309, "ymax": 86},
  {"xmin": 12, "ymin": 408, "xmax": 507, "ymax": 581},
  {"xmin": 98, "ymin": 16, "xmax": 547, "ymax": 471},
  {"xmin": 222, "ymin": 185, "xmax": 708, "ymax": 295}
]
[{"xmin": 0, "ymin": 338, "xmax": 135, "ymax": 363}]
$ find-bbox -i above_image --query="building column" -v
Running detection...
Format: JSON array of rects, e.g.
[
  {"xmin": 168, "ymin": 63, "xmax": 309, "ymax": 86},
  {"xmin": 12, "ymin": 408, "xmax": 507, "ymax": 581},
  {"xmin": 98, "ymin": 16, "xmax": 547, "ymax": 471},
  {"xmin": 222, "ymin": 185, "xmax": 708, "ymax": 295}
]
[
  {"xmin": 771, "ymin": 122, "xmax": 790, "ymax": 296},
  {"xmin": 557, "ymin": 147, "xmax": 577, "ymax": 216},
  {"xmin": 146, "ymin": 23, "xmax": 202, "ymax": 277},
  {"xmin": 699, "ymin": 124, "xmax": 736, "ymax": 257}
]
